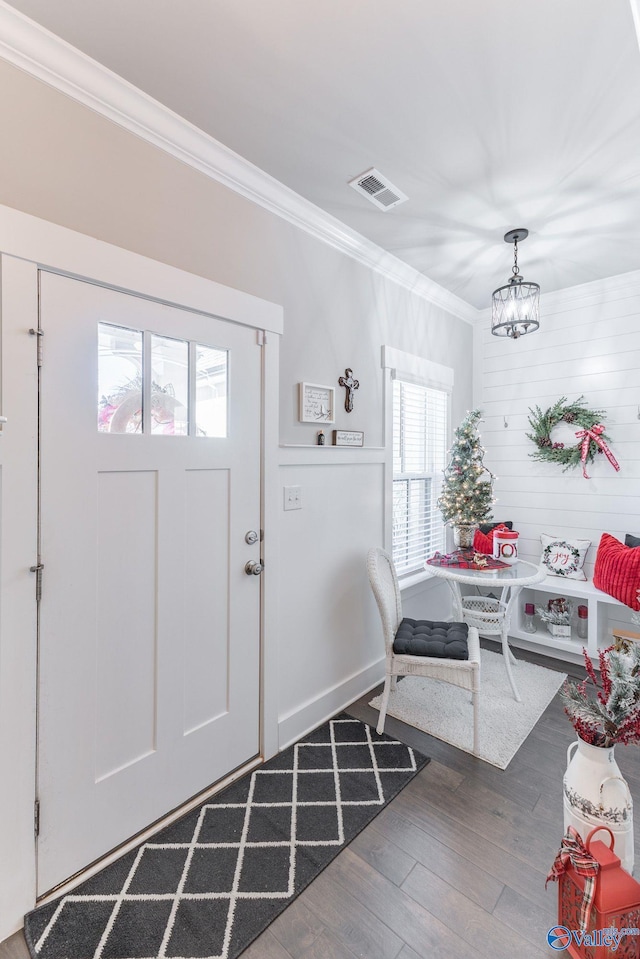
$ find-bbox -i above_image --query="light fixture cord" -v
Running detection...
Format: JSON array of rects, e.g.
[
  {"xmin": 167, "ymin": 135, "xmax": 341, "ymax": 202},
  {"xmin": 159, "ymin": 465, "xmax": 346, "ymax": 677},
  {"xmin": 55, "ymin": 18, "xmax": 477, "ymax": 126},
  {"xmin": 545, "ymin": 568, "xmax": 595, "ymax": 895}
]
[{"xmin": 512, "ymin": 236, "xmax": 519, "ymax": 277}]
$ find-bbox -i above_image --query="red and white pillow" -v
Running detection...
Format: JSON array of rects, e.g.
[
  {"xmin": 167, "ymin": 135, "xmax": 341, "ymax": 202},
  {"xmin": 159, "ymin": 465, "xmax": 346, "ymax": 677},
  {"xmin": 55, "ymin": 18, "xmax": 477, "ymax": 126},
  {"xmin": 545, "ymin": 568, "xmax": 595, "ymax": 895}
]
[{"xmin": 540, "ymin": 533, "xmax": 591, "ymax": 581}]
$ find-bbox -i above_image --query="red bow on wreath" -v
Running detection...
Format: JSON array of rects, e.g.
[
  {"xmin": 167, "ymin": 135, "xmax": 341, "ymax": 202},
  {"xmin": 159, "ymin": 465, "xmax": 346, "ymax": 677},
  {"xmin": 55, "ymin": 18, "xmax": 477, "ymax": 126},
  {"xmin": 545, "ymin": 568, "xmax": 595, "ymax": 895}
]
[{"xmin": 574, "ymin": 423, "xmax": 620, "ymax": 479}]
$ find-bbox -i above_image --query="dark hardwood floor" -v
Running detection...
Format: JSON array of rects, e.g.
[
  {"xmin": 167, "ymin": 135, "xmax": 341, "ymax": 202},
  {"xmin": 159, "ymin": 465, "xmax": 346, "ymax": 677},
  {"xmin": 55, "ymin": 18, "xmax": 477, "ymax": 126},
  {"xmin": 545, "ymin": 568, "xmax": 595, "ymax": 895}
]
[{"xmin": 5, "ymin": 643, "xmax": 640, "ymax": 959}]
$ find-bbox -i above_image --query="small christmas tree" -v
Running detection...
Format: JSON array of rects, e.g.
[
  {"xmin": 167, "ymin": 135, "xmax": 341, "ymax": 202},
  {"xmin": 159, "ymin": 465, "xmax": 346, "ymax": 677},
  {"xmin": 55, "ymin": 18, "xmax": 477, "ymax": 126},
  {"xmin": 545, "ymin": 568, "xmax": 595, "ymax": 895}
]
[{"xmin": 438, "ymin": 409, "xmax": 495, "ymax": 528}]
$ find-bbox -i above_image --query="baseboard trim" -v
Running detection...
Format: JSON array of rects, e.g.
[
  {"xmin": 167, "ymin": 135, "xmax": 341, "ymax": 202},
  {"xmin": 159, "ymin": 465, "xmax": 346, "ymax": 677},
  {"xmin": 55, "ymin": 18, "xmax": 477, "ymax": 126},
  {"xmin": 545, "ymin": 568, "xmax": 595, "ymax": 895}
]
[{"xmin": 278, "ymin": 658, "xmax": 385, "ymax": 752}]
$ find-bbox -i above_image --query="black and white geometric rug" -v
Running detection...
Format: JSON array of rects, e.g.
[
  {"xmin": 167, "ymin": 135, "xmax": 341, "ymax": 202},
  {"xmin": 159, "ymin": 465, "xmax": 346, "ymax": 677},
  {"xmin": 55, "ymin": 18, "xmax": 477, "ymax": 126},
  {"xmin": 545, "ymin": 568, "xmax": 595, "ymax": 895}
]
[{"xmin": 25, "ymin": 713, "xmax": 428, "ymax": 959}]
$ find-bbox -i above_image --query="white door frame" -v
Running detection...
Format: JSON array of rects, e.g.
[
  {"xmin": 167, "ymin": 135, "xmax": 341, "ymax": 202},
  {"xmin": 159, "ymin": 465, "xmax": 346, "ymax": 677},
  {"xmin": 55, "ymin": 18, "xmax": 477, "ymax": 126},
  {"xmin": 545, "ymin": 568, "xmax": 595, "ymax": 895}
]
[{"xmin": 0, "ymin": 202, "xmax": 282, "ymax": 940}]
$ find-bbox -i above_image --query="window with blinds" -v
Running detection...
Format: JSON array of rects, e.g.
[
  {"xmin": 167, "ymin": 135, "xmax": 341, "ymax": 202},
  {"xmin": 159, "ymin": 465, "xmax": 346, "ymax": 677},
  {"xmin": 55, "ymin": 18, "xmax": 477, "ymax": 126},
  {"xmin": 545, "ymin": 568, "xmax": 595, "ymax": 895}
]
[{"xmin": 392, "ymin": 379, "xmax": 448, "ymax": 576}]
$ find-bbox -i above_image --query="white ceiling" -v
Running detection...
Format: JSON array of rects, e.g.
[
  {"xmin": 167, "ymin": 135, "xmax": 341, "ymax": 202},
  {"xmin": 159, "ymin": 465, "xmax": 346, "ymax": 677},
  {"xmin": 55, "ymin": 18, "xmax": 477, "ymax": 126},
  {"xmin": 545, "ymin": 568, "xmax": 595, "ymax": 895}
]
[{"xmin": 4, "ymin": 0, "xmax": 640, "ymax": 309}]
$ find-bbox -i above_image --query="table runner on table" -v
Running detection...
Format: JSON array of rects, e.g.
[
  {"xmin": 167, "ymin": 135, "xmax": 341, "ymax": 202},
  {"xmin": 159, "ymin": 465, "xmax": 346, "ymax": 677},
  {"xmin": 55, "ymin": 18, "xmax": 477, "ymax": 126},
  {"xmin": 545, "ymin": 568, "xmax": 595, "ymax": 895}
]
[{"xmin": 426, "ymin": 549, "xmax": 509, "ymax": 571}]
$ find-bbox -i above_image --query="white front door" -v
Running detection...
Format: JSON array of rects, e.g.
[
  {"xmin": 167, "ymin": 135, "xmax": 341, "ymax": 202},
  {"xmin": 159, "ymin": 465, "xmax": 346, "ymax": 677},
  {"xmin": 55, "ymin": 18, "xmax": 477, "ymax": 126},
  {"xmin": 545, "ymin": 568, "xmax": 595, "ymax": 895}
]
[{"xmin": 37, "ymin": 271, "xmax": 262, "ymax": 895}]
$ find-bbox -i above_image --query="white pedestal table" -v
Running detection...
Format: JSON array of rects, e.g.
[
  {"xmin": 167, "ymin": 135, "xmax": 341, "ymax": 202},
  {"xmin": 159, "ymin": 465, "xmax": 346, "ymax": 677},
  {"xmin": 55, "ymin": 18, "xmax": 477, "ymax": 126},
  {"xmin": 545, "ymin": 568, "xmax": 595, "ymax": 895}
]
[{"xmin": 425, "ymin": 559, "xmax": 546, "ymax": 701}]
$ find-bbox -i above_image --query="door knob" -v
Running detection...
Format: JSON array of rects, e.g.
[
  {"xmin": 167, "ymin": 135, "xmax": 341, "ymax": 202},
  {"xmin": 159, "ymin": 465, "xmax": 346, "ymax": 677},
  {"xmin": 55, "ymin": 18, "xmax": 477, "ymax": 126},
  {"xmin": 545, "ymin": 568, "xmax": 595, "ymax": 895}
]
[{"xmin": 245, "ymin": 561, "xmax": 264, "ymax": 576}]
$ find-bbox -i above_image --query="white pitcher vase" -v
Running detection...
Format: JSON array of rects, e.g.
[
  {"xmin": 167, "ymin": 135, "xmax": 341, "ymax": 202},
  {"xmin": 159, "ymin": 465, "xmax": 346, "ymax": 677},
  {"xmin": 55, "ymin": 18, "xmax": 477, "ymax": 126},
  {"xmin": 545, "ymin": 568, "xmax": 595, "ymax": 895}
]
[{"xmin": 563, "ymin": 736, "xmax": 634, "ymax": 875}]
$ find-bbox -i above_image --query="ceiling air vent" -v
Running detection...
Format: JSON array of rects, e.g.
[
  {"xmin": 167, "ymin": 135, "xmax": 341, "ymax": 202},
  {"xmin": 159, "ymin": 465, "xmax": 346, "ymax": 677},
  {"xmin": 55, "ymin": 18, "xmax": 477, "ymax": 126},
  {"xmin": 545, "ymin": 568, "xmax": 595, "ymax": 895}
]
[{"xmin": 348, "ymin": 167, "xmax": 408, "ymax": 211}]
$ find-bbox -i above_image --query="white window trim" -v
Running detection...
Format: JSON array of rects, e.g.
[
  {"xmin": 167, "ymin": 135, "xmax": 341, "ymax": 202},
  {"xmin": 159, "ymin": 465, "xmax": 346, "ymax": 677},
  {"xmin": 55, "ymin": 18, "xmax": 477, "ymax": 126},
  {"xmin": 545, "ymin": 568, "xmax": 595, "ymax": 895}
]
[
  {"xmin": 382, "ymin": 345, "xmax": 453, "ymax": 590},
  {"xmin": 382, "ymin": 345, "xmax": 454, "ymax": 392}
]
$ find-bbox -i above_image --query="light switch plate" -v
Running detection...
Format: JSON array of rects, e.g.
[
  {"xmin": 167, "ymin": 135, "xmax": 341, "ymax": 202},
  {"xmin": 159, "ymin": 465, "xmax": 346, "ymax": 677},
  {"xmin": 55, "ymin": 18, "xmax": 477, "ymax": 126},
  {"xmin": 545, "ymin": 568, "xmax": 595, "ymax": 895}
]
[{"xmin": 283, "ymin": 485, "xmax": 302, "ymax": 510}]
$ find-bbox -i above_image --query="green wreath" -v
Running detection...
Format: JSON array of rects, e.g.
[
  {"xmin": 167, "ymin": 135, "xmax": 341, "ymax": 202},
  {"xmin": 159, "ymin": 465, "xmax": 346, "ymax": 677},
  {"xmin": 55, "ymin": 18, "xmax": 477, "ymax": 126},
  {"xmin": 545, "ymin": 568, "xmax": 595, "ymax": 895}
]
[
  {"xmin": 526, "ymin": 395, "xmax": 609, "ymax": 472},
  {"xmin": 541, "ymin": 540, "xmax": 580, "ymax": 576}
]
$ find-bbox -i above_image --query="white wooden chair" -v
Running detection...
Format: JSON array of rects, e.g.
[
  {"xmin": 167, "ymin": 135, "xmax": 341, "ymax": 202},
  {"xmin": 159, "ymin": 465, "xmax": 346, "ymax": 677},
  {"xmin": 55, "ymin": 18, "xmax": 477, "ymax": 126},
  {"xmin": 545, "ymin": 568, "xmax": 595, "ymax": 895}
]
[{"xmin": 367, "ymin": 547, "xmax": 481, "ymax": 754}]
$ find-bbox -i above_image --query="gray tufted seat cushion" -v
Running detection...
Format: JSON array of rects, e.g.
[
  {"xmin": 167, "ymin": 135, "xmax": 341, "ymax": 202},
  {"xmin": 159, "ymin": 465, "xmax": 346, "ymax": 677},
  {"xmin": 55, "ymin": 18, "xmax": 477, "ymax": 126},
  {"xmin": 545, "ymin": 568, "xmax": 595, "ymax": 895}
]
[{"xmin": 392, "ymin": 618, "xmax": 469, "ymax": 659}]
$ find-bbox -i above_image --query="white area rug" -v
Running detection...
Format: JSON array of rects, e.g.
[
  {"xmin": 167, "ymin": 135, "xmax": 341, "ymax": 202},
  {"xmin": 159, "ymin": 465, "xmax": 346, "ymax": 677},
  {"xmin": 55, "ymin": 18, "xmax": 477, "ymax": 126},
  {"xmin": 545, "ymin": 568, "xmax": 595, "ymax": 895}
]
[{"xmin": 369, "ymin": 650, "xmax": 566, "ymax": 769}]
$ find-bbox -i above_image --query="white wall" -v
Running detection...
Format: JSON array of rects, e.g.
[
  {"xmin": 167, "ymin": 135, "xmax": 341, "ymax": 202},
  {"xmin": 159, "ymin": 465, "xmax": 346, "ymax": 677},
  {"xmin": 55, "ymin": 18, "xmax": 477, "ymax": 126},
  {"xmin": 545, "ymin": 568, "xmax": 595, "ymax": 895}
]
[
  {"xmin": 276, "ymin": 454, "xmax": 386, "ymax": 746},
  {"xmin": 0, "ymin": 59, "xmax": 474, "ymax": 938},
  {"xmin": 477, "ymin": 272, "xmax": 640, "ymax": 631}
]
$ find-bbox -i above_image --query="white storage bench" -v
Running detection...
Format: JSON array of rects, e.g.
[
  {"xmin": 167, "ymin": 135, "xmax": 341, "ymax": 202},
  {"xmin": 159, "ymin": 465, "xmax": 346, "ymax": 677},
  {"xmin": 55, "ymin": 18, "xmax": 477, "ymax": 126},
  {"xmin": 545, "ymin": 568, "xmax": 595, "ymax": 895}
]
[{"xmin": 508, "ymin": 573, "xmax": 634, "ymax": 664}]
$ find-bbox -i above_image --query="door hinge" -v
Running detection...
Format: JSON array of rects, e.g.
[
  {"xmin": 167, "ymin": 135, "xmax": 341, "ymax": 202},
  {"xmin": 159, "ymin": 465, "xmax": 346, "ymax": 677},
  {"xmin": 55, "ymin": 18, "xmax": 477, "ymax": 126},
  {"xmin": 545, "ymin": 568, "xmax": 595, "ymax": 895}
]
[
  {"xmin": 34, "ymin": 799, "xmax": 40, "ymax": 838},
  {"xmin": 256, "ymin": 330, "xmax": 267, "ymax": 346},
  {"xmin": 30, "ymin": 563, "xmax": 44, "ymax": 602},
  {"xmin": 29, "ymin": 328, "xmax": 44, "ymax": 367}
]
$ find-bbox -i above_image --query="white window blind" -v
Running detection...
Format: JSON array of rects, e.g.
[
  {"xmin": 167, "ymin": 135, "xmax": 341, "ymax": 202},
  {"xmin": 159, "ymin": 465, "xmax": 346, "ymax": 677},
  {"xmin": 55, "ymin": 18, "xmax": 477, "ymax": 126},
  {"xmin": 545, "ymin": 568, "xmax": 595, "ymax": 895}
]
[{"xmin": 392, "ymin": 379, "xmax": 448, "ymax": 576}]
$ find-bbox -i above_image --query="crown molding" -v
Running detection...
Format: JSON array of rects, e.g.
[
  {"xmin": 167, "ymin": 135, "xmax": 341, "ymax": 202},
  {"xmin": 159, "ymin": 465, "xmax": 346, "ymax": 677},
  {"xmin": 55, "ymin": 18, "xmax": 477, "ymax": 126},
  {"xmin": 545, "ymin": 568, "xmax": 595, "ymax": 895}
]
[{"xmin": 0, "ymin": 1, "xmax": 477, "ymax": 325}]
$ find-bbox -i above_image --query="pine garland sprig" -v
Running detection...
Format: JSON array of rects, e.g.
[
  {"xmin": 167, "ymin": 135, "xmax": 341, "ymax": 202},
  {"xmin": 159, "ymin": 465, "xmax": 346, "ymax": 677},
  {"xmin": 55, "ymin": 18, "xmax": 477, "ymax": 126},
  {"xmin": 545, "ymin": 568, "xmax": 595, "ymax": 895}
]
[
  {"xmin": 561, "ymin": 645, "xmax": 640, "ymax": 746},
  {"xmin": 562, "ymin": 681, "xmax": 607, "ymax": 727}
]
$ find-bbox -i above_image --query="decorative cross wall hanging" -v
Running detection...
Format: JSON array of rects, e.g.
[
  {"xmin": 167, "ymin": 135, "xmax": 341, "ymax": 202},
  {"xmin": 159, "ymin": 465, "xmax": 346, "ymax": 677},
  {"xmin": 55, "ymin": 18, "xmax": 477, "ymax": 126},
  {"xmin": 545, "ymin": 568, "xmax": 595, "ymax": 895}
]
[{"xmin": 338, "ymin": 368, "xmax": 359, "ymax": 413}]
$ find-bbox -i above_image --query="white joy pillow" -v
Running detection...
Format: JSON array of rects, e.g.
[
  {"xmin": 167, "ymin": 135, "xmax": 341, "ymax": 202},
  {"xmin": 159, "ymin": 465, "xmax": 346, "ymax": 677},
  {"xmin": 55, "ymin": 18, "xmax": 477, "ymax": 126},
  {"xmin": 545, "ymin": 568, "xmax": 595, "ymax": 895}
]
[{"xmin": 540, "ymin": 533, "xmax": 591, "ymax": 581}]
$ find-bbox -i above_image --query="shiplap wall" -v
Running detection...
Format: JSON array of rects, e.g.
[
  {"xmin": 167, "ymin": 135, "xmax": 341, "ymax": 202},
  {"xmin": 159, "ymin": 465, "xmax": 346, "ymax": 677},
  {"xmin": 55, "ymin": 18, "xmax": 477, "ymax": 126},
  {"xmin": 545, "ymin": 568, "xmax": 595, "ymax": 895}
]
[{"xmin": 477, "ymin": 272, "xmax": 640, "ymax": 591}]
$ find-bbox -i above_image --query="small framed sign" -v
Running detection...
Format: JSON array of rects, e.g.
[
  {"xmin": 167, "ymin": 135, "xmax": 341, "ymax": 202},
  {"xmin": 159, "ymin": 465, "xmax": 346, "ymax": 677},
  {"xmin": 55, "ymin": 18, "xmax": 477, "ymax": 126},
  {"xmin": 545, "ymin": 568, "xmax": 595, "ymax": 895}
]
[
  {"xmin": 299, "ymin": 383, "xmax": 335, "ymax": 423},
  {"xmin": 332, "ymin": 430, "xmax": 364, "ymax": 447}
]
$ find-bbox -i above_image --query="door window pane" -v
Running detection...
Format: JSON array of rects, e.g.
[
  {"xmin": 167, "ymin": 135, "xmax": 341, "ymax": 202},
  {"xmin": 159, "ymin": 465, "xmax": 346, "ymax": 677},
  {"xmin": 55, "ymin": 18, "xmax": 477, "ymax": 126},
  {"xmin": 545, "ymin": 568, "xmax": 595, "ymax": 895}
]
[
  {"xmin": 98, "ymin": 326, "xmax": 228, "ymax": 438},
  {"xmin": 195, "ymin": 345, "xmax": 228, "ymax": 438},
  {"xmin": 98, "ymin": 324, "xmax": 143, "ymax": 433},
  {"xmin": 150, "ymin": 335, "xmax": 189, "ymax": 436}
]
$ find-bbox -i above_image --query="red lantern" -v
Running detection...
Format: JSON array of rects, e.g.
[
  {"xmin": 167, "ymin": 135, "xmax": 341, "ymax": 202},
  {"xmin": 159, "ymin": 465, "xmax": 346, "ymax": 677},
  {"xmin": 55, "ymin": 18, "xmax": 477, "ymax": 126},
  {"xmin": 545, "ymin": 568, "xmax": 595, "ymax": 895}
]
[{"xmin": 548, "ymin": 826, "xmax": 640, "ymax": 957}]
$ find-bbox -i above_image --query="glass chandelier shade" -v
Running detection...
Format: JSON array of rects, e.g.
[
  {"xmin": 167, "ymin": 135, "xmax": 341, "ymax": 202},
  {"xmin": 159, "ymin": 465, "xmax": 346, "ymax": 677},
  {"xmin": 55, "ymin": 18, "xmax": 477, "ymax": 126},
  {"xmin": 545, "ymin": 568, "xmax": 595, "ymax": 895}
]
[{"xmin": 491, "ymin": 229, "xmax": 540, "ymax": 339}]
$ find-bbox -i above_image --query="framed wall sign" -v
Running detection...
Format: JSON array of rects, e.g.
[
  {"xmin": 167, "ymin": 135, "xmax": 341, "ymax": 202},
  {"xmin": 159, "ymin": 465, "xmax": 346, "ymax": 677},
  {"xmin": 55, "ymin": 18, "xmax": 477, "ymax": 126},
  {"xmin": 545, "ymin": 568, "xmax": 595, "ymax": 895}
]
[
  {"xmin": 333, "ymin": 430, "xmax": 364, "ymax": 447},
  {"xmin": 299, "ymin": 383, "xmax": 335, "ymax": 423}
]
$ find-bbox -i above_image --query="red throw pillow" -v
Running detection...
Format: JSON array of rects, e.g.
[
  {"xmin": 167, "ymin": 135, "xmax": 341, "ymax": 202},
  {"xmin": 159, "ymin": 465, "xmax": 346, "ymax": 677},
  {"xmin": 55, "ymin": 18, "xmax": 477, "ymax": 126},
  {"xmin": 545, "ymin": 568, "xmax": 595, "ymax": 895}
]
[
  {"xmin": 473, "ymin": 523, "xmax": 511, "ymax": 555},
  {"xmin": 593, "ymin": 533, "xmax": 640, "ymax": 610}
]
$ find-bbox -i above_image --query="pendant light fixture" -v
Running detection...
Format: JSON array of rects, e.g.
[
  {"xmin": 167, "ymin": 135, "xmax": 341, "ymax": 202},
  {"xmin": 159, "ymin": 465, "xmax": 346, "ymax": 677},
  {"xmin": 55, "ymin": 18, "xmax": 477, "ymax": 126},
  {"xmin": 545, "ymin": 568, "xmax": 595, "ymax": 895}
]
[{"xmin": 491, "ymin": 228, "xmax": 540, "ymax": 339}]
